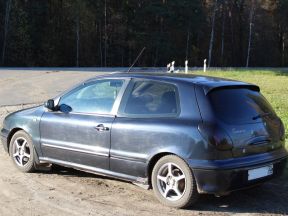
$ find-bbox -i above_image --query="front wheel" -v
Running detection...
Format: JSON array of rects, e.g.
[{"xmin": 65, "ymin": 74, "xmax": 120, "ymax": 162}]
[
  {"xmin": 9, "ymin": 130, "xmax": 36, "ymax": 173},
  {"xmin": 151, "ymin": 155, "xmax": 199, "ymax": 208}
]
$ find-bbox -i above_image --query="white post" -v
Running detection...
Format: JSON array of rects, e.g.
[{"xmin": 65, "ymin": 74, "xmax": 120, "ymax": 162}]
[
  {"xmin": 185, "ymin": 60, "xmax": 188, "ymax": 74},
  {"xmin": 167, "ymin": 63, "xmax": 171, "ymax": 73},
  {"xmin": 203, "ymin": 59, "xmax": 207, "ymax": 72},
  {"xmin": 171, "ymin": 61, "xmax": 175, "ymax": 73}
]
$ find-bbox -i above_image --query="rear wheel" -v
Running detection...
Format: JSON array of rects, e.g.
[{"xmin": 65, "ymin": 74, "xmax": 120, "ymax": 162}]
[
  {"xmin": 9, "ymin": 131, "xmax": 36, "ymax": 173},
  {"xmin": 151, "ymin": 155, "xmax": 198, "ymax": 208}
]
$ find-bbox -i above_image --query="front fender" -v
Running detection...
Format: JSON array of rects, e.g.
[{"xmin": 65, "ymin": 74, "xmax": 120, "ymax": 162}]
[{"xmin": 4, "ymin": 106, "xmax": 44, "ymax": 157}]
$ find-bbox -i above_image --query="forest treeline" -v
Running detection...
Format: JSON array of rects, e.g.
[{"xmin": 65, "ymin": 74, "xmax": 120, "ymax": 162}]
[{"xmin": 0, "ymin": 0, "xmax": 287, "ymax": 67}]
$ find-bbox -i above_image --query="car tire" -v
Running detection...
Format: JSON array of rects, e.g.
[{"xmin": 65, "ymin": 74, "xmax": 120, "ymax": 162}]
[
  {"xmin": 151, "ymin": 155, "xmax": 199, "ymax": 208},
  {"xmin": 9, "ymin": 130, "xmax": 36, "ymax": 173}
]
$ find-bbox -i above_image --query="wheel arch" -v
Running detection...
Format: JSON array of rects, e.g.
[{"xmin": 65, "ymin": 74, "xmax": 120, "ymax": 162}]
[
  {"xmin": 147, "ymin": 152, "xmax": 176, "ymax": 186},
  {"xmin": 7, "ymin": 127, "xmax": 41, "ymax": 164},
  {"xmin": 7, "ymin": 127, "xmax": 24, "ymax": 154}
]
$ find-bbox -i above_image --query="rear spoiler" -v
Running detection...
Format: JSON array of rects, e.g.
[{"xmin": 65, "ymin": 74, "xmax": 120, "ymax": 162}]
[{"xmin": 202, "ymin": 83, "xmax": 260, "ymax": 95}]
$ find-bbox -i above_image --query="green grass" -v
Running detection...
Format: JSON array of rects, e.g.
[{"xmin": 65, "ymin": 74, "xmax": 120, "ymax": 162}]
[{"xmin": 190, "ymin": 69, "xmax": 288, "ymax": 148}]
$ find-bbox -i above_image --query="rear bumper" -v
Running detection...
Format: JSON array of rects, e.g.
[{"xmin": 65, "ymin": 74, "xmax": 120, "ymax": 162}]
[
  {"xmin": 188, "ymin": 148, "xmax": 288, "ymax": 195},
  {"xmin": 1, "ymin": 128, "xmax": 9, "ymax": 153}
]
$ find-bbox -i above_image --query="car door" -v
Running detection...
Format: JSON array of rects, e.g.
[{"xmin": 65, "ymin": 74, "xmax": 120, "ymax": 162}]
[
  {"xmin": 110, "ymin": 79, "xmax": 185, "ymax": 178},
  {"xmin": 40, "ymin": 78, "xmax": 128, "ymax": 170}
]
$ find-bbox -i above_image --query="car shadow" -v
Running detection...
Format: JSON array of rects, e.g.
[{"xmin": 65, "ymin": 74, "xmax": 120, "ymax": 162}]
[
  {"xmin": 189, "ymin": 171, "xmax": 288, "ymax": 215},
  {"xmin": 41, "ymin": 164, "xmax": 126, "ymax": 183},
  {"xmin": 40, "ymin": 164, "xmax": 288, "ymax": 214}
]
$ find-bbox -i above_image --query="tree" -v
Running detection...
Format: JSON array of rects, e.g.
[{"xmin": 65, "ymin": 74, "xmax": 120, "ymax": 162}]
[
  {"xmin": 1, "ymin": 0, "xmax": 12, "ymax": 65},
  {"xmin": 246, "ymin": 0, "xmax": 255, "ymax": 67},
  {"xmin": 275, "ymin": 0, "xmax": 288, "ymax": 66},
  {"xmin": 4, "ymin": 0, "xmax": 33, "ymax": 66},
  {"xmin": 208, "ymin": 0, "xmax": 218, "ymax": 67}
]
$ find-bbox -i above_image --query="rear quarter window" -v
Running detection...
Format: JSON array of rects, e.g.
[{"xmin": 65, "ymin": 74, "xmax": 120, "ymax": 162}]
[
  {"xmin": 119, "ymin": 80, "xmax": 180, "ymax": 117},
  {"xmin": 208, "ymin": 88, "xmax": 276, "ymax": 124}
]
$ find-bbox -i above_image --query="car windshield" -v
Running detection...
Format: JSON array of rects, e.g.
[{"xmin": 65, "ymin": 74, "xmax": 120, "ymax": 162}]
[{"xmin": 208, "ymin": 88, "xmax": 276, "ymax": 124}]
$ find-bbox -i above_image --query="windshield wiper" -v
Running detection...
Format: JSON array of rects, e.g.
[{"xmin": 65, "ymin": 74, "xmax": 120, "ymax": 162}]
[{"xmin": 252, "ymin": 112, "xmax": 272, "ymax": 120}]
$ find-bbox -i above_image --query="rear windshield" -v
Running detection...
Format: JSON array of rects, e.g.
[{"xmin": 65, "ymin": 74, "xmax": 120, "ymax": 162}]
[{"xmin": 208, "ymin": 88, "xmax": 275, "ymax": 124}]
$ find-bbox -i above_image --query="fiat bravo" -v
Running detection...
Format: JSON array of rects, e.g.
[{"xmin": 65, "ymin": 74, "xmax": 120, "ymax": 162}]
[{"xmin": 1, "ymin": 73, "xmax": 287, "ymax": 208}]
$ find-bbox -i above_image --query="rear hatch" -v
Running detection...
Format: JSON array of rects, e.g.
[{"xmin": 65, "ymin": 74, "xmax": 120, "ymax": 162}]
[{"xmin": 208, "ymin": 87, "xmax": 285, "ymax": 158}]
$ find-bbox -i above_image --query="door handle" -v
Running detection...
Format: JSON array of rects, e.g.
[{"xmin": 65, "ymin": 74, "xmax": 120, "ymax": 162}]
[{"xmin": 94, "ymin": 124, "xmax": 109, "ymax": 132}]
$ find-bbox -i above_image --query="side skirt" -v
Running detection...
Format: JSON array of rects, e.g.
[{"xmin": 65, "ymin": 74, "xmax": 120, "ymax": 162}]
[{"xmin": 39, "ymin": 157, "xmax": 149, "ymax": 189}]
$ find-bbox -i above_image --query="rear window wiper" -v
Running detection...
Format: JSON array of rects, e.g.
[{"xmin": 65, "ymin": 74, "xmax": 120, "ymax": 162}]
[{"xmin": 252, "ymin": 112, "xmax": 272, "ymax": 120}]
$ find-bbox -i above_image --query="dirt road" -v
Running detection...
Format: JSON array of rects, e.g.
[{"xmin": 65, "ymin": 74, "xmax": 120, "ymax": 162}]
[{"xmin": 0, "ymin": 69, "xmax": 287, "ymax": 216}]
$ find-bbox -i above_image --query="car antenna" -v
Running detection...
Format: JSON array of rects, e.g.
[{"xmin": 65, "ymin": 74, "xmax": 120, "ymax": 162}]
[{"xmin": 127, "ymin": 47, "xmax": 146, "ymax": 73}]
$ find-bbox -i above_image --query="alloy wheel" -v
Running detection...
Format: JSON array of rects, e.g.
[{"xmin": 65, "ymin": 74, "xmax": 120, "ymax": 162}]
[
  {"xmin": 12, "ymin": 137, "xmax": 31, "ymax": 167},
  {"xmin": 156, "ymin": 162, "xmax": 186, "ymax": 201}
]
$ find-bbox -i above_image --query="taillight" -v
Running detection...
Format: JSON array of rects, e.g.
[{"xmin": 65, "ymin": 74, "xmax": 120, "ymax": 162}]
[{"xmin": 198, "ymin": 124, "xmax": 233, "ymax": 151}]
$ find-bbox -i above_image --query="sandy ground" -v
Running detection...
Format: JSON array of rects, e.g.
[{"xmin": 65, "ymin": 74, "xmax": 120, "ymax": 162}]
[{"xmin": 0, "ymin": 69, "xmax": 287, "ymax": 216}]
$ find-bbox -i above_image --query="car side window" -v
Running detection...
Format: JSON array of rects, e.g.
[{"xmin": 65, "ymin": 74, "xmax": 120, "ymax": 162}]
[
  {"xmin": 121, "ymin": 80, "xmax": 179, "ymax": 116},
  {"xmin": 59, "ymin": 79, "xmax": 124, "ymax": 114}
]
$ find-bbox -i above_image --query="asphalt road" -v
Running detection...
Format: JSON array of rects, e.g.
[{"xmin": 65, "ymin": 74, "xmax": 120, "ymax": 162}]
[{"xmin": 0, "ymin": 69, "xmax": 101, "ymax": 106}]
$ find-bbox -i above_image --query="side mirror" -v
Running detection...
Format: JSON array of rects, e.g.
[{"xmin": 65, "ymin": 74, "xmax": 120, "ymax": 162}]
[
  {"xmin": 59, "ymin": 104, "xmax": 72, "ymax": 114},
  {"xmin": 44, "ymin": 99, "xmax": 55, "ymax": 111}
]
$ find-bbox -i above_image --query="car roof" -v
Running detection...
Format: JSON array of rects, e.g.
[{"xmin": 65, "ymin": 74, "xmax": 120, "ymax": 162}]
[{"xmin": 86, "ymin": 72, "xmax": 260, "ymax": 94}]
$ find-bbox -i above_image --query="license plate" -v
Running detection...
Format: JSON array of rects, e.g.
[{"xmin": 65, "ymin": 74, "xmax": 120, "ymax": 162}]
[{"xmin": 248, "ymin": 164, "xmax": 273, "ymax": 181}]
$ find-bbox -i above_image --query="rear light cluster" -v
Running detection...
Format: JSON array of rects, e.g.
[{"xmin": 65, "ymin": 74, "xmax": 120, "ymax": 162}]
[{"xmin": 198, "ymin": 124, "xmax": 233, "ymax": 151}]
